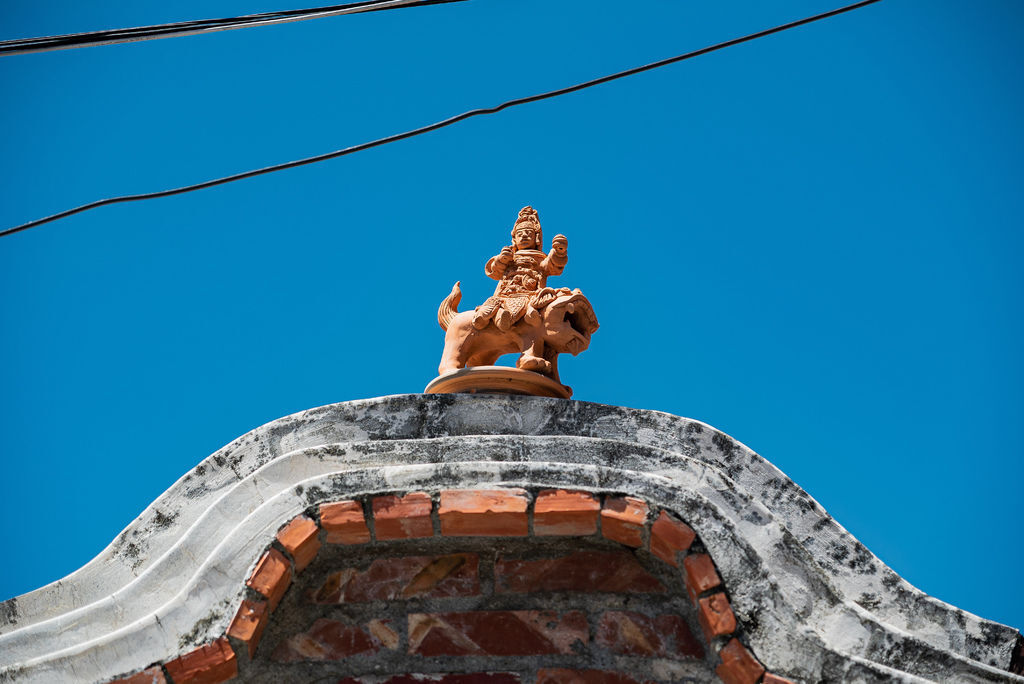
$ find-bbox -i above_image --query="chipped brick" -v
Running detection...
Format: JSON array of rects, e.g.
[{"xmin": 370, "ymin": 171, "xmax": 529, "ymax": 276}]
[
  {"xmin": 367, "ymin": 619, "xmax": 400, "ymax": 650},
  {"xmin": 227, "ymin": 599, "xmax": 268, "ymax": 658},
  {"xmin": 716, "ymin": 638, "xmax": 765, "ymax": 684},
  {"xmin": 338, "ymin": 676, "xmax": 521, "ymax": 684},
  {"xmin": 408, "ymin": 610, "xmax": 587, "ymax": 656},
  {"xmin": 373, "ymin": 492, "xmax": 434, "ymax": 540},
  {"xmin": 109, "ymin": 666, "xmax": 166, "ymax": 684},
  {"xmin": 272, "ymin": 617, "xmax": 397, "ymax": 661},
  {"xmin": 763, "ymin": 674, "xmax": 798, "ymax": 684},
  {"xmin": 246, "ymin": 548, "xmax": 291, "ymax": 611},
  {"xmin": 649, "ymin": 511, "xmax": 695, "ymax": 566},
  {"xmin": 537, "ymin": 670, "xmax": 644, "ymax": 684},
  {"xmin": 534, "ymin": 489, "xmax": 599, "ymax": 536},
  {"xmin": 495, "ymin": 550, "xmax": 664, "ymax": 594},
  {"xmin": 683, "ymin": 553, "xmax": 722, "ymax": 600},
  {"xmin": 164, "ymin": 638, "xmax": 237, "ymax": 684},
  {"xmin": 698, "ymin": 593, "xmax": 737, "ymax": 639},
  {"xmin": 439, "ymin": 490, "xmax": 528, "ymax": 537},
  {"xmin": 596, "ymin": 611, "xmax": 703, "ymax": 660},
  {"xmin": 320, "ymin": 500, "xmax": 371, "ymax": 544},
  {"xmin": 310, "ymin": 568, "xmax": 356, "ymax": 603},
  {"xmin": 600, "ymin": 497, "xmax": 648, "ymax": 548},
  {"xmin": 276, "ymin": 515, "xmax": 321, "ymax": 572},
  {"xmin": 312, "ymin": 554, "xmax": 479, "ymax": 603}
]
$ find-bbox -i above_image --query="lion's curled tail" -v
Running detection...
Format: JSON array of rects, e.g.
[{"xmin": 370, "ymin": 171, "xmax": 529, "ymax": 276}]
[{"xmin": 438, "ymin": 281, "xmax": 461, "ymax": 331}]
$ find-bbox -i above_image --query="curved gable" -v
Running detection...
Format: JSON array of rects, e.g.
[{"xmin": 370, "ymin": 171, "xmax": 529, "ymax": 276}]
[{"xmin": 0, "ymin": 395, "xmax": 1020, "ymax": 683}]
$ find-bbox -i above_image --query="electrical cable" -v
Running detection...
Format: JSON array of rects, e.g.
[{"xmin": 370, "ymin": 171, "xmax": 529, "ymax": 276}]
[
  {"xmin": 0, "ymin": 0, "xmax": 882, "ymax": 239},
  {"xmin": 0, "ymin": 0, "xmax": 465, "ymax": 57}
]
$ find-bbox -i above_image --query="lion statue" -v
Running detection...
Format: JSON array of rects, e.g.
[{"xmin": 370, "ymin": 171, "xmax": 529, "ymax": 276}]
[
  {"xmin": 434, "ymin": 206, "xmax": 599, "ymax": 394},
  {"xmin": 437, "ymin": 282, "xmax": 599, "ymax": 390}
]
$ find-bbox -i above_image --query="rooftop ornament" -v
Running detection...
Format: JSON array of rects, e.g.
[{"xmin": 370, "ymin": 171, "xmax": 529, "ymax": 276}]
[{"xmin": 426, "ymin": 206, "xmax": 599, "ymax": 399}]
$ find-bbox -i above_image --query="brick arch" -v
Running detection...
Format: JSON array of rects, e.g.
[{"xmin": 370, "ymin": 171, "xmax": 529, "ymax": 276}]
[{"xmin": 112, "ymin": 489, "xmax": 790, "ymax": 684}]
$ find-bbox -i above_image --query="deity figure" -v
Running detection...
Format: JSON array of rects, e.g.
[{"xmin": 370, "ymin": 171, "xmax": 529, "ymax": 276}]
[
  {"xmin": 432, "ymin": 206, "xmax": 598, "ymax": 398},
  {"xmin": 473, "ymin": 206, "xmax": 569, "ymax": 332}
]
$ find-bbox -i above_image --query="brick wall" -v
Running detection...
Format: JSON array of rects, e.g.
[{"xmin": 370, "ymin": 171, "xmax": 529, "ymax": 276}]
[{"xmin": 109, "ymin": 489, "xmax": 792, "ymax": 684}]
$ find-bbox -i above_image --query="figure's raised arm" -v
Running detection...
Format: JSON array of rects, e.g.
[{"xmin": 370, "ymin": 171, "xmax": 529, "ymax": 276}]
[
  {"xmin": 541, "ymin": 233, "xmax": 568, "ymax": 275},
  {"xmin": 485, "ymin": 245, "xmax": 515, "ymax": 280}
]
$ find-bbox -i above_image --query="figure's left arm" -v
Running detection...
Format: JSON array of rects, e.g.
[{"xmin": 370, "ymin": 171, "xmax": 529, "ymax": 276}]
[{"xmin": 541, "ymin": 233, "xmax": 568, "ymax": 276}]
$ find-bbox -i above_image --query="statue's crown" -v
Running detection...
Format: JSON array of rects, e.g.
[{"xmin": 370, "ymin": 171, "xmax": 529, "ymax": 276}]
[
  {"xmin": 510, "ymin": 205, "xmax": 542, "ymax": 249},
  {"xmin": 512, "ymin": 205, "xmax": 544, "ymax": 248},
  {"xmin": 515, "ymin": 206, "xmax": 540, "ymax": 227}
]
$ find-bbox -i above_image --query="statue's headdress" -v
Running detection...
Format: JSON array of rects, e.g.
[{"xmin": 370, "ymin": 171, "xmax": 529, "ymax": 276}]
[{"xmin": 510, "ymin": 205, "xmax": 542, "ymax": 251}]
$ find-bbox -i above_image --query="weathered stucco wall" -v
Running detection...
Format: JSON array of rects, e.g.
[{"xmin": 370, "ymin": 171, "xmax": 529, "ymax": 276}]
[{"xmin": 0, "ymin": 394, "xmax": 1020, "ymax": 683}]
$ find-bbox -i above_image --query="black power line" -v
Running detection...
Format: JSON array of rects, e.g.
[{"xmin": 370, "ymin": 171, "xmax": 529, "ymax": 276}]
[
  {"xmin": 0, "ymin": 0, "xmax": 465, "ymax": 57},
  {"xmin": 0, "ymin": 0, "xmax": 883, "ymax": 239}
]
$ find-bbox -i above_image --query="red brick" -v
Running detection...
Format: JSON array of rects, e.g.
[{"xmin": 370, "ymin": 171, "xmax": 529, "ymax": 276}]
[
  {"xmin": 227, "ymin": 599, "xmax": 269, "ymax": 658},
  {"xmin": 373, "ymin": 492, "xmax": 434, "ymax": 540},
  {"xmin": 763, "ymin": 675, "xmax": 797, "ymax": 684},
  {"xmin": 428, "ymin": 677, "xmax": 520, "ymax": 684},
  {"xmin": 649, "ymin": 511, "xmax": 696, "ymax": 566},
  {"xmin": 430, "ymin": 678, "xmax": 520, "ymax": 684},
  {"xmin": 600, "ymin": 497, "xmax": 648, "ymax": 547},
  {"xmin": 311, "ymin": 554, "xmax": 479, "ymax": 603},
  {"xmin": 367, "ymin": 618, "xmax": 401, "ymax": 649},
  {"xmin": 716, "ymin": 638, "xmax": 766, "ymax": 684},
  {"xmin": 698, "ymin": 592, "xmax": 737, "ymax": 639},
  {"xmin": 275, "ymin": 515, "xmax": 321, "ymax": 572},
  {"xmin": 495, "ymin": 550, "xmax": 664, "ymax": 594},
  {"xmin": 536, "ymin": 670, "xmax": 644, "ymax": 684},
  {"xmin": 246, "ymin": 548, "xmax": 291, "ymax": 611},
  {"xmin": 164, "ymin": 638, "xmax": 237, "ymax": 684},
  {"xmin": 271, "ymin": 617, "xmax": 397, "ymax": 661},
  {"xmin": 439, "ymin": 489, "xmax": 528, "ymax": 537},
  {"xmin": 320, "ymin": 500, "xmax": 371, "ymax": 544},
  {"xmin": 408, "ymin": 610, "xmax": 587, "ymax": 656},
  {"xmin": 596, "ymin": 611, "xmax": 703, "ymax": 659},
  {"xmin": 534, "ymin": 489, "xmax": 599, "ymax": 536},
  {"xmin": 683, "ymin": 553, "xmax": 722, "ymax": 600},
  {"xmin": 338, "ymin": 677, "xmax": 521, "ymax": 684},
  {"xmin": 109, "ymin": 666, "xmax": 166, "ymax": 684}
]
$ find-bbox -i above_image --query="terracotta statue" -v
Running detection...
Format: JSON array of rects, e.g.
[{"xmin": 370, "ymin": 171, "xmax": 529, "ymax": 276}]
[{"xmin": 432, "ymin": 206, "xmax": 598, "ymax": 397}]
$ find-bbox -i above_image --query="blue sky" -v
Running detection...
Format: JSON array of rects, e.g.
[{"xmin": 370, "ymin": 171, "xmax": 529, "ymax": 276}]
[{"xmin": 1, "ymin": 0, "xmax": 1021, "ymax": 633}]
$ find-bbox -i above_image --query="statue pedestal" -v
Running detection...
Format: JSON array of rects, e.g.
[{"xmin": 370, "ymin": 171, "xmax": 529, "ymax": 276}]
[{"xmin": 424, "ymin": 366, "xmax": 572, "ymax": 399}]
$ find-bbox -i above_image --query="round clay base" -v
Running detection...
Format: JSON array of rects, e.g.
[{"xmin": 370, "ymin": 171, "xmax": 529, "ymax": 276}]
[{"xmin": 424, "ymin": 366, "xmax": 572, "ymax": 399}]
